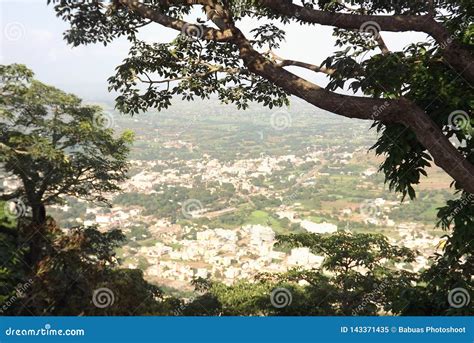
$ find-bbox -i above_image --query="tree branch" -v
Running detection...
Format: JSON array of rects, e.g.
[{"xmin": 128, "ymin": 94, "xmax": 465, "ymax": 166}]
[
  {"xmin": 0, "ymin": 189, "xmax": 23, "ymax": 201},
  {"xmin": 136, "ymin": 64, "xmax": 240, "ymax": 85},
  {"xmin": 267, "ymin": 50, "xmax": 335, "ymax": 75},
  {"xmin": 0, "ymin": 142, "xmax": 29, "ymax": 155},
  {"xmin": 259, "ymin": 0, "xmax": 474, "ymax": 83},
  {"xmin": 118, "ymin": 0, "xmax": 234, "ymax": 42},
  {"xmin": 230, "ymin": 29, "xmax": 474, "ymax": 193},
  {"xmin": 375, "ymin": 34, "xmax": 390, "ymax": 55}
]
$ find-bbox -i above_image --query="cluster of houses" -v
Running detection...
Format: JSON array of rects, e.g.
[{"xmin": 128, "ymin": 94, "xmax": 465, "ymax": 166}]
[{"xmin": 134, "ymin": 224, "xmax": 327, "ymax": 285}]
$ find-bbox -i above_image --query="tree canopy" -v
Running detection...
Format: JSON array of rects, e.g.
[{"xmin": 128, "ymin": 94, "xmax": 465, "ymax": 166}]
[
  {"xmin": 0, "ymin": 64, "xmax": 133, "ymax": 224},
  {"xmin": 180, "ymin": 232, "xmax": 418, "ymax": 316},
  {"xmin": 48, "ymin": 0, "xmax": 473, "ymax": 195},
  {"xmin": 0, "ymin": 66, "xmax": 174, "ymax": 316}
]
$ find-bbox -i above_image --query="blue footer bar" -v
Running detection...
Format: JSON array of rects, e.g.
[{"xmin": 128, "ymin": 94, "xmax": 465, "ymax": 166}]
[{"xmin": 0, "ymin": 317, "xmax": 472, "ymax": 343}]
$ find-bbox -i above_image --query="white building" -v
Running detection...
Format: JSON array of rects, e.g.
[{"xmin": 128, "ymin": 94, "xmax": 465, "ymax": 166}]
[
  {"xmin": 288, "ymin": 247, "xmax": 324, "ymax": 267},
  {"xmin": 300, "ymin": 220, "xmax": 337, "ymax": 234}
]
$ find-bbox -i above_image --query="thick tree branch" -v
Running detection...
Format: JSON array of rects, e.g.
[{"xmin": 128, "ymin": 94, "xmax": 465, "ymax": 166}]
[
  {"xmin": 118, "ymin": 0, "xmax": 234, "ymax": 42},
  {"xmin": 230, "ymin": 30, "xmax": 474, "ymax": 193},
  {"xmin": 259, "ymin": 0, "xmax": 474, "ymax": 83}
]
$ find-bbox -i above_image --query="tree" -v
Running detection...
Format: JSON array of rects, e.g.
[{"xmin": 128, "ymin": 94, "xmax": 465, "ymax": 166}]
[
  {"xmin": 0, "ymin": 64, "xmax": 133, "ymax": 263},
  {"xmin": 48, "ymin": 0, "xmax": 473, "ymax": 195},
  {"xmin": 0, "ymin": 65, "xmax": 176, "ymax": 316},
  {"xmin": 0, "ymin": 218, "xmax": 174, "ymax": 316},
  {"xmin": 0, "ymin": 64, "xmax": 133, "ymax": 223},
  {"xmin": 182, "ymin": 232, "xmax": 416, "ymax": 315}
]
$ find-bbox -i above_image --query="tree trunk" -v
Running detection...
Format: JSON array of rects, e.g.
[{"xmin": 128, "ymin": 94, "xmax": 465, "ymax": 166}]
[
  {"xmin": 32, "ymin": 203, "xmax": 46, "ymax": 225},
  {"xmin": 25, "ymin": 203, "xmax": 47, "ymax": 268}
]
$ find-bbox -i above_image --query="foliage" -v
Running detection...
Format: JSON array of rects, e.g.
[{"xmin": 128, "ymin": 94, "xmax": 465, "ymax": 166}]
[
  {"xmin": 400, "ymin": 192, "xmax": 474, "ymax": 315},
  {"xmin": 46, "ymin": 0, "xmax": 473, "ymax": 196},
  {"xmin": 182, "ymin": 232, "xmax": 417, "ymax": 316},
  {"xmin": 0, "ymin": 66, "xmax": 171, "ymax": 316},
  {"xmin": 0, "ymin": 64, "xmax": 133, "ymax": 214},
  {"xmin": 0, "ymin": 218, "xmax": 173, "ymax": 316}
]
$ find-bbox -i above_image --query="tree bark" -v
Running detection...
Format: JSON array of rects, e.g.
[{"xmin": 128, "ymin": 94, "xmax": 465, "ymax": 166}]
[
  {"xmin": 25, "ymin": 202, "xmax": 47, "ymax": 268},
  {"xmin": 31, "ymin": 203, "xmax": 46, "ymax": 225}
]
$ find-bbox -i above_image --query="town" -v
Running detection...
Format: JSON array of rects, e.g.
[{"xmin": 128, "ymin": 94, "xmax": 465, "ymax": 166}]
[{"xmin": 22, "ymin": 101, "xmax": 449, "ymax": 293}]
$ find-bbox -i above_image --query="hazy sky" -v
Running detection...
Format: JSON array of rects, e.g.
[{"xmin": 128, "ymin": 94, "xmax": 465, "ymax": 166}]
[{"xmin": 0, "ymin": 0, "xmax": 427, "ymax": 101}]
